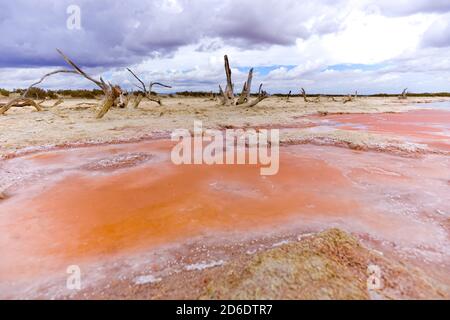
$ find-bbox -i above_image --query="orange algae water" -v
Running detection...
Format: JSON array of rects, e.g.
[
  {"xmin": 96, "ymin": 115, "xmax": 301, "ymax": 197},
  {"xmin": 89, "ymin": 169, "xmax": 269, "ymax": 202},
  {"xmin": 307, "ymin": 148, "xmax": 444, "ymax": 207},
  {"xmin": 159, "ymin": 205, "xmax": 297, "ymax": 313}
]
[
  {"xmin": 1, "ymin": 143, "xmax": 449, "ymax": 273},
  {"xmin": 308, "ymin": 109, "xmax": 450, "ymax": 151},
  {"xmin": 0, "ymin": 112, "xmax": 449, "ymax": 297}
]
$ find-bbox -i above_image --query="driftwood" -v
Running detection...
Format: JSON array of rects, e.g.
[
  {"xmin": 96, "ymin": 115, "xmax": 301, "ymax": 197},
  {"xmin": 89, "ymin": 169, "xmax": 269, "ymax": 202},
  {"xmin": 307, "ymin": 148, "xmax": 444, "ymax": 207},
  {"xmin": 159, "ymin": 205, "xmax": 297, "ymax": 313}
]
[
  {"xmin": 218, "ymin": 55, "xmax": 267, "ymax": 107},
  {"xmin": 236, "ymin": 68, "xmax": 253, "ymax": 105},
  {"xmin": 239, "ymin": 88, "xmax": 268, "ymax": 108},
  {"xmin": 301, "ymin": 88, "xmax": 310, "ymax": 102},
  {"xmin": 132, "ymin": 94, "xmax": 144, "ymax": 109},
  {"xmin": 0, "ymin": 68, "xmax": 80, "ymax": 114},
  {"xmin": 0, "ymin": 51, "xmax": 126, "ymax": 117},
  {"xmin": 286, "ymin": 90, "xmax": 292, "ymax": 102},
  {"xmin": 218, "ymin": 85, "xmax": 226, "ymax": 105},
  {"xmin": 204, "ymin": 91, "xmax": 216, "ymax": 102},
  {"xmin": 127, "ymin": 68, "xmax": 172, "ymax": 108},
  {"xmin": 117, "ymin": 91, "xmax": 130, "ymax": 108},
  {"xmin": 343, "ymin": 94, "xmax": 353, "ymax": 104},
  {"xmin": 301, "ymin": 88, "xmax": 321, "ymax": 103},
  {"xmin": 56, "ymin": 49, "xmax": 125, "ymax": 118},
  {"xmin": 23, "ymin": 70, "xmax": 78, "ymax": 98},
  {"xmin": 222, "ymin": 55, "xmax": 235, "ymax": 106},
  {"xmin": 52, "ymin": 98, "xmax": 65, "ymax": 107},
  {"xmin": 398, "ymin": 88, "xmax": 408, "ymax": 100},
  {"xmin": 0, "ymin": 98, "xmax": 43, "ymax": 115},
  {"xmin": 76, "ymin": 102, "xmax": 99, "ymax": 107}
]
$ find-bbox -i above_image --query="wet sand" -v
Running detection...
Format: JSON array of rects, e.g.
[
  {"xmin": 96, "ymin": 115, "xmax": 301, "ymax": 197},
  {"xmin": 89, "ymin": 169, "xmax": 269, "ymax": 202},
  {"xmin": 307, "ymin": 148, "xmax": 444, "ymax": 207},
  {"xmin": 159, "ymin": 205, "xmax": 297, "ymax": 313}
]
[
  {"xmin": 0, "ymin": 97, "xmax": 449, "ymax": 299},
  {"xmin": 306, "ymin": 109, "xmax": 450, "ymax": 152},
  {"xmin": 0, "ymin": 96, "xmax": 445, "ymax": 159}
]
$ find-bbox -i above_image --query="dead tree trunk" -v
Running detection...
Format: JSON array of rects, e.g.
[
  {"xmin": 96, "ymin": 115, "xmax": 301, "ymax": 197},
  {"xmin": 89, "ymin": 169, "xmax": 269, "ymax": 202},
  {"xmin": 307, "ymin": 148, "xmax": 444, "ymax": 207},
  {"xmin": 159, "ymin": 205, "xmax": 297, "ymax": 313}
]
[
  {"xmin": 301, "ymin": 88, "xmax": 310, "ymax": 102},
  {"xmin": 223, "ymin": 55, "xmax": 235, "ymax": 106},
  {"xmin": 236, "ymin": 68, "xmax": 253, "ymax": 105},
  {"xmin": 286, "ymin": 90, "xmax": 292, "ymax": 102},
  {"xmin": 0, "ymin": 98, "xmax": 43, "ymax": 115},
  {"xmin": 2, "ymin": 50, "xmax": 124, "ymax": 118},
  {"xmin": 238, "ymin": 85, "xmax": 268, "ymax": 108},
  {"xmin": 132, "ymin": 94, "xmax": 144, "ymax": 109},
  {"xmin": 56, "ymin": 49, "xmax": 124, "ymax": 119},
  {"xmin": 96, "ymin": 85, "xmax": 123, "ymax": 118},
  {"xmin": 0, "ymin": 69, "xmax": 80, "ymax": 115},
  {"xmin": 398, "ymin": 88, "xmax": 408, "ymax": 100},
  {"xmin": 218, "ymin": 55, "xmax": 267, "ymax": 107},
  {"xmin": 52, "ymin": 98, "xmax": 64, "ymax": 107},
  {"xmin": 126, "ymin": 68, "xmax": 171, "ymax": 107},
  {"xmin": 116, "ymin": 91, "xmax": 129, "ymax": 108},
  {"xmin": 343, "ymin": 94, "xmax": 353, "ymax": 104}
]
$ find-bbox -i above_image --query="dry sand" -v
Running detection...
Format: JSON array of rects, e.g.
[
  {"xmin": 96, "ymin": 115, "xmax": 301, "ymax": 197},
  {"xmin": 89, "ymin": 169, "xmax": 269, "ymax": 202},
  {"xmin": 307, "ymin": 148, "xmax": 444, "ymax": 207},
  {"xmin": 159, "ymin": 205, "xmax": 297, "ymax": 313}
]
[
  {"xmin": 1, "ymin": 96, "xmax": 445, "ymax": 158},
  {"xmin": 68, "ymin": 229, "xmax": 448, "ymax": 300}
]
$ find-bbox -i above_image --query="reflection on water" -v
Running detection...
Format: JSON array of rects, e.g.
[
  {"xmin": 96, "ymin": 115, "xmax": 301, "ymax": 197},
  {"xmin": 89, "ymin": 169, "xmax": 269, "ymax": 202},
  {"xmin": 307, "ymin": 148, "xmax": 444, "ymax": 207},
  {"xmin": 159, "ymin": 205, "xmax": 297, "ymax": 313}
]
[
  {"xmin": 307, "ymin": 109, "xmax": 450, "ymax": 151},
  {"xmin": 419, "ymin": 100, "xmax": 450, "ymax": 110}
]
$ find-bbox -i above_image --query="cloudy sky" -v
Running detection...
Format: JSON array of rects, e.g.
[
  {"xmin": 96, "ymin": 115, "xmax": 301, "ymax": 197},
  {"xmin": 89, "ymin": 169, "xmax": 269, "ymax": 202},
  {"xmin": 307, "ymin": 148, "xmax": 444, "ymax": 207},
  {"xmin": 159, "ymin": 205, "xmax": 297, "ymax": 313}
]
[{"xmin": 0, "ymin": 0, "xmax": 449, "ymax": 94}]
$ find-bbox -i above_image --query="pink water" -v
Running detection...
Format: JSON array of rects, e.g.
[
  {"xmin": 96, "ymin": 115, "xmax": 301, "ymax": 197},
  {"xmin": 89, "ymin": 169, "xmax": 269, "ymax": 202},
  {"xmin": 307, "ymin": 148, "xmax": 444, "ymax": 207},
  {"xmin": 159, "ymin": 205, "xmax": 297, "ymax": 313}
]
[{"xmin": 0, "ymin": 110, "xmax": 449, "ymax": 298}]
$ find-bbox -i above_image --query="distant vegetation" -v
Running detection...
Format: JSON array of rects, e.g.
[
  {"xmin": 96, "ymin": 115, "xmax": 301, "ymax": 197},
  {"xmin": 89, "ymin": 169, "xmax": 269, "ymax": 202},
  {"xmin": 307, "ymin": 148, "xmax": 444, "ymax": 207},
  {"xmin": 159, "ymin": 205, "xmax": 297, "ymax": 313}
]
[
  {"xmin": 26, "ymin": 88, "xmax": 57, "ymax": 99},
  {"xmin": 55, "ymin": 89, "xmax": 103, "ymax": 99},
  {"xmin": 176, "ymin": 91, "xmax": 215, "ymax": 97},
  {"xmin": 175, "ymin": 91, "xmax": 450, "ymax": 98},
  {"xmin": 0, "ymin": 88, "xmax": 10, "ymax": 97},
  {"xmin": 3, "ymin": 88, "xmax": 450, "ymax": 99},
  {"xmin": 8, "ymin": 88, "xmax": 103, "ymax": 99}
]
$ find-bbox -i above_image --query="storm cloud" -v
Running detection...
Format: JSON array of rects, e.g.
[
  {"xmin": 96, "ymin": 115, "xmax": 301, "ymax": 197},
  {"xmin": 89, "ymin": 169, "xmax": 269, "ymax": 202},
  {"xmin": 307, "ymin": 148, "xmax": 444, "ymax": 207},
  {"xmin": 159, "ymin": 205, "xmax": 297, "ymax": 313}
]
[
  {"xmin": 421, "ymin": 13, "xmax": 450, "ymax": 48},
  {"xmin": 0, "ymin": 0, "xmax": 449, "ymax": 93},
  {"xmin": 371, "ymin": 0, "xmax": 450, "ymax": 16},
  {"xmin": 0, "ymin": 0, "xmax": 348, "ymax": 68}
]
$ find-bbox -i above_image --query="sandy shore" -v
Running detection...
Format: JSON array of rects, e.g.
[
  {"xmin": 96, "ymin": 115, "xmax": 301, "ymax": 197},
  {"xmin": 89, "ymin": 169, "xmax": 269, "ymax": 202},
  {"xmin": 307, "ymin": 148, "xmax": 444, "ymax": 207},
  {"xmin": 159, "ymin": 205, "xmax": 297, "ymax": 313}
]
[{"xmin": 1, "ymin": 96, "xmax": 446, "ymax": 158}]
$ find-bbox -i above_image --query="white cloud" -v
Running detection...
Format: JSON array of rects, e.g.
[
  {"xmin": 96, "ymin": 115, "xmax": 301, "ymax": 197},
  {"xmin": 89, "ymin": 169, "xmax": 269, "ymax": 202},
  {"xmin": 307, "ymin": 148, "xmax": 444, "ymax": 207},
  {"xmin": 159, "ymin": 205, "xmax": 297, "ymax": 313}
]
[{"xmin": 1, "ymin": 0, "xmax": 449, "ymax": 94}]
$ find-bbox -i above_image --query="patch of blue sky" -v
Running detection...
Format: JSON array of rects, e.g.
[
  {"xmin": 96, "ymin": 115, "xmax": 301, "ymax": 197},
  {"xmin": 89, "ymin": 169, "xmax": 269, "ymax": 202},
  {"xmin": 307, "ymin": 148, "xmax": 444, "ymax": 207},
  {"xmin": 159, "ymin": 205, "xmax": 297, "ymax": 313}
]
[
  {"xmin": 238, "ymin": 65, "xmax": 296, "ymax": 75},
  {"xmin": 324, "ymin": 63, "xmax": 385, "ymax": 72}
]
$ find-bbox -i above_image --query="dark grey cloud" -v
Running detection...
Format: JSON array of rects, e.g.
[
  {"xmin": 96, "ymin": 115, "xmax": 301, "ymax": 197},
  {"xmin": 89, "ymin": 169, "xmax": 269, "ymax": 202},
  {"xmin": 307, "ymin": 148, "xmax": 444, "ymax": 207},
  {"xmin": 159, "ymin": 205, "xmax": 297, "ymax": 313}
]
[
  {"xmin": 421, "ymin": 15, "xmax": 450, "ymax": 48},
  {"xmin": 370, "ymin": 0, "xmax": 450, "ymax": 16},
  {"xmin": 0, "ymin": 0, "xmax": 348, "ymax": 68}
]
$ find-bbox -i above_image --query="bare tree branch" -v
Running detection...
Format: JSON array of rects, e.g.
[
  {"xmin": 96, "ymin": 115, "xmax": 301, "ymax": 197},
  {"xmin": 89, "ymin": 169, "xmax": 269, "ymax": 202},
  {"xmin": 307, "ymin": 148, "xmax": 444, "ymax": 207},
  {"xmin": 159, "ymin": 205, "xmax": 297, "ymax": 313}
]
[
  {"xmin": 301, "ymin": 88, "xmax": 310, "ymax": 102},
  {"xmin": 236, "ymin": 68, "xmax": 253, "ymax": 105},
  {"xmin": 127, "ymin": 68, "xmax": 147, "ymax": 92},
  {"xmin": 149, "ymin": 82, "xmax": 172, "ymax": 92},
  {"xmin": 22, "ymin": 70, "xmax": 78, "ymax": 98},
  {"xmin": 286, "ymin": 90, "xmax": 292, "ymax": 102},
  {"xmin": 56, "ymin": 49, "xmax": 106, "ymax": 90},
  {"xmin": 218, "ymin": 56, "xmax": 267, "ymax": 108},
  {"xmin": 126, "ymin": 68, "xmax": 172, "ymax": 107},
  {"xmin": 343, "ymin": 94, "xmax": 353, "ymax": 104},
  {"xmin": 222, "ymin": 55, "xmax": 234, "ymax": 105},
  {"xmin": 0, "ymin": 98, "xmax": 43, "ymax": 115},
  {"xmin": 398, "ymin": 88, "xmax": 408, "ymax": 100}
]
